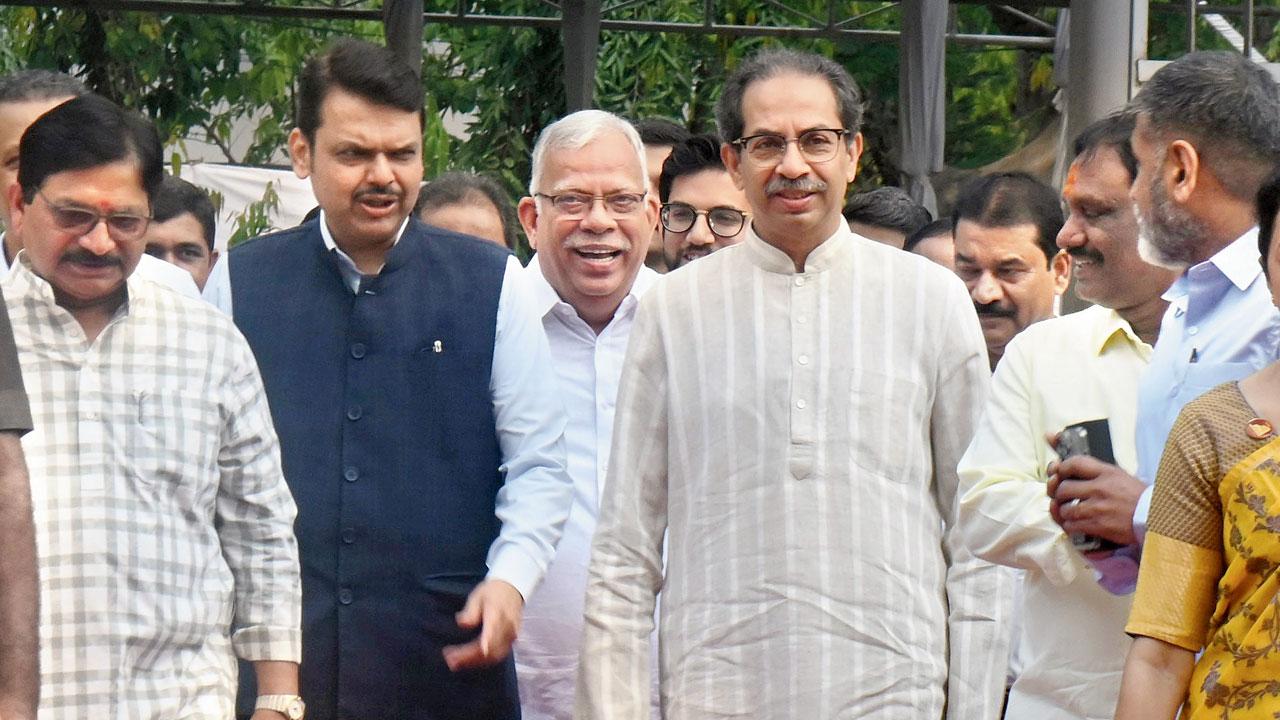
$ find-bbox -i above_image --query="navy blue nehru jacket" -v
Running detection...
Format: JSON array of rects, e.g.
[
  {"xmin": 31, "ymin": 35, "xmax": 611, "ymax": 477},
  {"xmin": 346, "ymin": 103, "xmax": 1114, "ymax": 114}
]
[{"xmin": 230, "ymin": 217, "xmax": 522, "ymax": 720}]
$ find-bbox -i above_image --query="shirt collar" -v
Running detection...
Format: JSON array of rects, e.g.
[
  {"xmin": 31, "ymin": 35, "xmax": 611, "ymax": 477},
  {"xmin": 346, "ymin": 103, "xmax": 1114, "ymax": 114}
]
[
  {"xmin": 742, "ymin": 217, "xmax": 853, "ymax": 275},
  {"xmin": 1091, "ymin": 306, "xmax": 1150, "ymax": 357},
  {"xmin": 1162, "ymin": 227, "xmax": 1261, "ymax": 301},
  {"xmin": 525, "ymin": 252, "xmax": 658, "ymax": 323},
  {"xmin": 7, "ymin": 249, "xmax": 140, "ymax": 322},
  {"xmin": 318, "ymin": 210, "xmax": 411, "ymax": 293}
]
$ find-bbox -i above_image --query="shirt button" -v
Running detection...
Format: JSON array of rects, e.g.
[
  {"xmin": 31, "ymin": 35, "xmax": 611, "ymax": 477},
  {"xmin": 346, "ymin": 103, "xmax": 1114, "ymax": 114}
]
[
  {"xmin": 341, "ymin": 527, "xmax": 357, "ymax": 544},
  {"xmin": 797, "ymin": 354, "xmax": 810, "ymax": 365},
  {"xmin": 338, "ymin": 588, "xmax": 354, "ymax": 605},
  {"xmin": 1188, "ymin": 326, "xmax": 1199, "ymax": 336},
  {"xmin": 796, "ymin": 315, "xmax": 808, "ymax": 325},
  {"xmin": 86, "ymin": 412, "xmax": 100, "ymax": 421},
  {"xmin": 346, "ymin": 405, "xmax": 363, "ymax": 421},
  {"xmin": 343, "ymin": 466, "xmax": 359, "ymax": 483},
  {"xmin": 796, "ymin": 399, "xmax": 808, "ymax": 409},
  {"xmin": 794, "ymin": 277, "xmax": 805, "ymax": 287},
  {"xmin": 350, "ymin": 343, "xmax": 367, "ymax": 359}
]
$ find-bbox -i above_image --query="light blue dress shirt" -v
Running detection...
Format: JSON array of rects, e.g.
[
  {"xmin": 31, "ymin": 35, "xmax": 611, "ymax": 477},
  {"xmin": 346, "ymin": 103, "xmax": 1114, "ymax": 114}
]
[{"xmin": 1098, "ymin": 229, "xmax": 1280, "ymax": 593}]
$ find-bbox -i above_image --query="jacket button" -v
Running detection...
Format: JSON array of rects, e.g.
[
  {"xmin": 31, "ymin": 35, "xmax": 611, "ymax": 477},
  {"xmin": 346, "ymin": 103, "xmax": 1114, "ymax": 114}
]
[
  {"xmin": 338, "ymin": 588, "xmax": 354, "ymax": 605},
  {"xmin": 350, "ymin": 343, "xmax": 366, "ymax": 359},
  {"xmin": 346, "ymin": 405, "xmax": 362, "ymax": 421},
  {"xmin": 343, "ymin": 466, "xmax": 359, "ymax": 483},
  {"xmin": 341, "ymin": 527, "xmax": 357, "ymax": 544}
]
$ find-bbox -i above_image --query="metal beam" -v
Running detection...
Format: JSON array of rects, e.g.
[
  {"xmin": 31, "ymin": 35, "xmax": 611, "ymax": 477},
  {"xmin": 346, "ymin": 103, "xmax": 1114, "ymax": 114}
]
[{"xmin": 0, "ymin": 0, "xmax": 1056, "ymax": 49}]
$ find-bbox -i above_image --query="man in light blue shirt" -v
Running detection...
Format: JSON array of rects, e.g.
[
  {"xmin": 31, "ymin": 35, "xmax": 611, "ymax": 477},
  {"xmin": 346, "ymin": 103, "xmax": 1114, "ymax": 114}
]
[{"xmin": 1048, "ymin": 51, "xmax": 1280, "ymax": 594}]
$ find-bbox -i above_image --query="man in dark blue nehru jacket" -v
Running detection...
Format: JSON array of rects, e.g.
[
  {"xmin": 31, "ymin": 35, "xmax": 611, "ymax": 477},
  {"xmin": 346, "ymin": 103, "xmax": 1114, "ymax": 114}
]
[{"xmin": 230, "ymin": 38, "xmax": 572, "ymax": 720}]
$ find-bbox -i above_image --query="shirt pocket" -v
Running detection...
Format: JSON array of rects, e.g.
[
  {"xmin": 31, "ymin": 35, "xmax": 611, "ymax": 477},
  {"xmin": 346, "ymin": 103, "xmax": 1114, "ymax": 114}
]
[
  {"xmin": 1183, "ymin": 361, "xmax": 1253, "ymax": 400},
  {"xmin": 129, "ymin": 387, "xmax": 220, "ymax": 487}
]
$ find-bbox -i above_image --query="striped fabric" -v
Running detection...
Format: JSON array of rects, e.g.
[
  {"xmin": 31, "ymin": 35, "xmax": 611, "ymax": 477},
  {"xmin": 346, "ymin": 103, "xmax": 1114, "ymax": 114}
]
[
  {"xmin": 4, "ymin": 256, "xmax": 301, "ymax": 719},
  {"xmin": 577, "ymin": 223, "xmax": 1011, "ymax": 720}
]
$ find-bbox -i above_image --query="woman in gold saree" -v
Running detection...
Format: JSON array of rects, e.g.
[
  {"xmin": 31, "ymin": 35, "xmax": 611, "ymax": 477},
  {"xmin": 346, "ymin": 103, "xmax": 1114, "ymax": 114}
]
[{"xmin": 1115, "ymin": 168, "xmax": 1280, "ymax": 720}]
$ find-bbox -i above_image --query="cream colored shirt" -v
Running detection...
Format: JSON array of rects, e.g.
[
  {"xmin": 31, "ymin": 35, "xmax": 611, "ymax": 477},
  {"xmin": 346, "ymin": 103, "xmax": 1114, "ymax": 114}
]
[
  {"xmin": 958, "ymin": 304, "xmax": 1149, "ymax": 720},
  {"xmin": 577, "ymin": 223, "xmax": 1011, "ymax": 720}
]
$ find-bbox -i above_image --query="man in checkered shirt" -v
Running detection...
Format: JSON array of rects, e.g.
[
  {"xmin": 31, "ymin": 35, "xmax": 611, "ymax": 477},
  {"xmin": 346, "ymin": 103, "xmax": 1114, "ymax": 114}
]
[{"xmin": 1, "ymin": 94, "xmax": 304, "ymax": 718}]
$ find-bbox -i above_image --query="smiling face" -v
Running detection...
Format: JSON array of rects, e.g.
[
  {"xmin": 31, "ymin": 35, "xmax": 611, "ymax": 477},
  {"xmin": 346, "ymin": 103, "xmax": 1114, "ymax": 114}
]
[
  {"xmin": 1058, "ymin": 146, "xmax": 1176, "ymax": 312},
  {"xmin": 722, "ymin": 72, "xmax": 861, "ymax": 256},
  {"xmin": 289, "ymin": 86, "xmax": 423, "ymax": 255},
  {"xmin": 954, "ymin": 220, "xmax": 1066, "ymax": 366},
  {"xmin": 518, "ymin": 128, "xmax": 658, "ymax": 331},
  {"xmin": 662, "ymin": 168, "xmax": 750, "ymax": 269},
  {"xmin": 10, "ymin": 159, "xmax": 149, "ymax": 314}
]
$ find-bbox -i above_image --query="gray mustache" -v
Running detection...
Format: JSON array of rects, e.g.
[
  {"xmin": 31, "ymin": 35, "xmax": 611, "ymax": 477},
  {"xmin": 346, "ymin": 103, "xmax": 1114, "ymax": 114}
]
[{"xmin": 766, "ymin": 177, "xmax": 827, "ymax": 195}]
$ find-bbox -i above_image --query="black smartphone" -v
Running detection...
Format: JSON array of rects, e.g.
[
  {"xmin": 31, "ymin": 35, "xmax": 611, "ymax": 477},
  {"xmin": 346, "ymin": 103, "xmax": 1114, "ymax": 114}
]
[{"xmin": 1053, "ymin": 419, "xmax": 1120, "ymax": 553}]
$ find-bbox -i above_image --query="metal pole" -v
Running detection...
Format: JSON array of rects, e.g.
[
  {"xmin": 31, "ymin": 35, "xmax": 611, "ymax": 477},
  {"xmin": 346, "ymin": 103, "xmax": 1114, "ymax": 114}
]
[
  {"xmin": 1186, "ymin": 0, "xmax": 1196, "ymax": 51},
  {"xmin": 561, "ymin": 0, "xmax": 602, "ymax": 112},
  {"xmin": 1244, "ymin": 0, "xmax": 1255, "ymax": 57}
]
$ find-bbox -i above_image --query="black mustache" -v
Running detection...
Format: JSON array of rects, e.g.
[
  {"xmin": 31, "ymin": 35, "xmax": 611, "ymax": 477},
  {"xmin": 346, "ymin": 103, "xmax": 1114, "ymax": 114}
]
[
  {"xmin": 974, "ymin": 302, "xmax": 1015, "ymax": 318},
  {"xmin": 1067, "ymin": 247, "xmax": 1104, "ymax": 264},
  {"xmin": 356, "ymin": 188, "xmax": 398, "ymax": 201},
  {"xmin": 61, "ymin": 250, "xmax": 121, "ymax": 268}
]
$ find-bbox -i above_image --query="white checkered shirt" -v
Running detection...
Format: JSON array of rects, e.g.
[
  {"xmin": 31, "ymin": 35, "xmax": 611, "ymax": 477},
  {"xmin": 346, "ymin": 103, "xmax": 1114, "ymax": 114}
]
[{"xmin": 3, "ymin": 256, "xmax": 301, "ymax": 719}]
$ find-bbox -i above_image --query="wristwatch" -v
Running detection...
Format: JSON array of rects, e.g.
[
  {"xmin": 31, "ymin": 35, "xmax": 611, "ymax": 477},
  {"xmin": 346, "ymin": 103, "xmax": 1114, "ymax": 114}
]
[{"xmin": 256, "ymin": 694, "xmax": 306, "ymax": 720}]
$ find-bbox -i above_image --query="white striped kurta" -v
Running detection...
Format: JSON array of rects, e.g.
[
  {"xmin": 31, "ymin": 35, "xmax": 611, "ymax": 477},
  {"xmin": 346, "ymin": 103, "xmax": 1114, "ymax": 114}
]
[{"xmin": 577, "ymin": 223, "xmax": 1012, "ymax": 720}]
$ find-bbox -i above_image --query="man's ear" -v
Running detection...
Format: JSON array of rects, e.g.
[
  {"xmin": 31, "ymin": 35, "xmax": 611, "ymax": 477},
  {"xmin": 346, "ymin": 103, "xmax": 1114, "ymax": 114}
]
[
  {"xmin": 7, "ymin": 182, "xmax": 27, "ymax": 237},
  {"xmin": 1051, "ymin": 248, "xmax": 1072, "ymax": 295},
  {"xmin": 845, "ymin": 131, "xmax": 864, "ymax": 184},
  {"xmin": 517, "ymin": 196, "xmax": 540, "ymax": 251},
  {"xmin": 1165, "ymin": 139, "xmax": 1199, "ymax": 204},
  {"xmin": 208, "ymin": 248, "xmax": 220, "ymax": 269},
  {"xmin": 288, "ymin": 128, "xmax": 312, "ymax": 180},
  {"xmin": 721, "ymin": 143, "xmax": 745, "ymax": 192}
]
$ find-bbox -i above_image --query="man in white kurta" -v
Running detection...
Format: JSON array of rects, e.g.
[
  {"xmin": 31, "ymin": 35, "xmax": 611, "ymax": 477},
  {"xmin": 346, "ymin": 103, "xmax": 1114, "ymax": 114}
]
[{"xmin": 577, "ymin": 49, "xmax": 1010, "ymax": 720}]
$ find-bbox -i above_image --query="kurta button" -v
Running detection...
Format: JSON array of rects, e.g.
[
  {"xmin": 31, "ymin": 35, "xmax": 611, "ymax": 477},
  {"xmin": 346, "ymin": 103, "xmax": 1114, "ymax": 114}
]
[
  {"xmin": 341, "ymin": 527, "xmax": 357, "ymax": 544},
  {"xmin": 346, "ymin": 405, "xmax": 362, "ymax": 420},
  {"xmin": 796, "ymin": 399, "xmax": 808, "ymax": 409},
  {"xmin": 794, "ymin": 277, "xmax": 805, "ymax": 287},
  {"xmin": 343, "ymin": 466, "xmax": 359, "ymax": 483},
  {"xmin": 338, "ymin": 588, "xmax": 353, "ymax": 605},
  {"xmin": 350, "ymin": 343, "xmax": 366, "ymax": 359},
  {"xmin": 797, "ymin": 354, "xmax": 810, "ymax": 365}
]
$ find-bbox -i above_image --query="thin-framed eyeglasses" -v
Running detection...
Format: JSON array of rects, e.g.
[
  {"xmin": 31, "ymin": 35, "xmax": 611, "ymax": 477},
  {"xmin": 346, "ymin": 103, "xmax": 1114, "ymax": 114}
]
[
  {"xmin": 36, "ymin": 188, "xmax": 151, "ymax": 241},
  {"xmin": 660, "ymin": 203, "xmax": 749, "ymax": 239},
  {"xmin": 731, "ymin": 128, "xmax": 850, "ymax": 164},
  {"xmin": 535, "ymin": 190, "xmax": 647, "ymax": 217}
]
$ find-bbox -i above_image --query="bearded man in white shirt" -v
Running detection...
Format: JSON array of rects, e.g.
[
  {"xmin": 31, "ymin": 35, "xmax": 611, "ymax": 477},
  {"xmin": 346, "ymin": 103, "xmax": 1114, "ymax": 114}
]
[
  {"xmin": 957, "ymin": 113, "xmax": 1178, "ymax": 720},
  {"xmin": 513, "ymin": 109, "xmax": 660, "ymax": 720},
  {"xmin": 577, "ymin": 48, "xmax": 1010, "ymax": 720}
]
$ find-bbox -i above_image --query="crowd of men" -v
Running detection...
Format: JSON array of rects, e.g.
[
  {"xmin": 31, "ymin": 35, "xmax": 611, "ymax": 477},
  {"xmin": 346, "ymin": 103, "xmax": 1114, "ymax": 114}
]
[{"xmin": 0, "ymin": 35, "xmax": 1276, "ymax": 720}]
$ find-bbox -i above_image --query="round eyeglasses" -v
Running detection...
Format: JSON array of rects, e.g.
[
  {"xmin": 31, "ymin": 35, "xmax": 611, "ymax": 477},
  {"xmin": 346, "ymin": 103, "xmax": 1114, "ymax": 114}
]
[
  {"xmin": 36, "ymin": 188, "xmax": 151, "ymax": 241},
  {"xmin": 731, "ymin": 128, "xmax": 850, "ymax": 164},
  {"xmin": 660, "ymin": 203, "xmax": 748, "ymax": 239}
]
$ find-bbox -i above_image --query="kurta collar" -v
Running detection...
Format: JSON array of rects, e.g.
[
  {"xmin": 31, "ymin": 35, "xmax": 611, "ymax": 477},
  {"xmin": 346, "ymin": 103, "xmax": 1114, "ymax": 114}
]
[
  {"xmin": 525, "ymin": 252, "xmax": 658, "ymax": 324},
  {"xmin": 743, "ymin": 217, "xmax": 853, "ymax": 275}
]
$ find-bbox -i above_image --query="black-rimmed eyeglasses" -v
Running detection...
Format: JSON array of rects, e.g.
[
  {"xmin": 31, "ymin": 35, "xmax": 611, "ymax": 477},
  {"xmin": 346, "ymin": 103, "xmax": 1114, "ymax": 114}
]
[
  {"xmin": 731, "ymin": 128, "xmax": 850, "ymax": 164},
  {"xmin": 660, "ymin": 203, "xmax": 749, "ymax": 238}
]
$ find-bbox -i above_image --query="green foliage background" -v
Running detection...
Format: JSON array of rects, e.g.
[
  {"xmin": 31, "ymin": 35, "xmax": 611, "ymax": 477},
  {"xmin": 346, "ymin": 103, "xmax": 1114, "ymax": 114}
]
[{"xmin": 1, "ymin": 1, "xmax": 1273, "ymax": 244}]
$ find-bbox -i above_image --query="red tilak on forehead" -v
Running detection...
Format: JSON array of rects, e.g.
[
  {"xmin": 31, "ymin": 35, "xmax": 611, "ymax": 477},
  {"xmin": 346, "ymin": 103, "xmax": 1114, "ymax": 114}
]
[{"xmin": 1063, "ymin": 164, "xmax": 1080, "ymax": 199}]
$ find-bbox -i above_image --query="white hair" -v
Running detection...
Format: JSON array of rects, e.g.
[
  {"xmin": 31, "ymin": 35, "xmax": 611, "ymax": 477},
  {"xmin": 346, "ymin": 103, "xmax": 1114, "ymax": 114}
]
[{"xmin": 527, "ymin": 109, "xmax": 648, "ymax": 195}]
